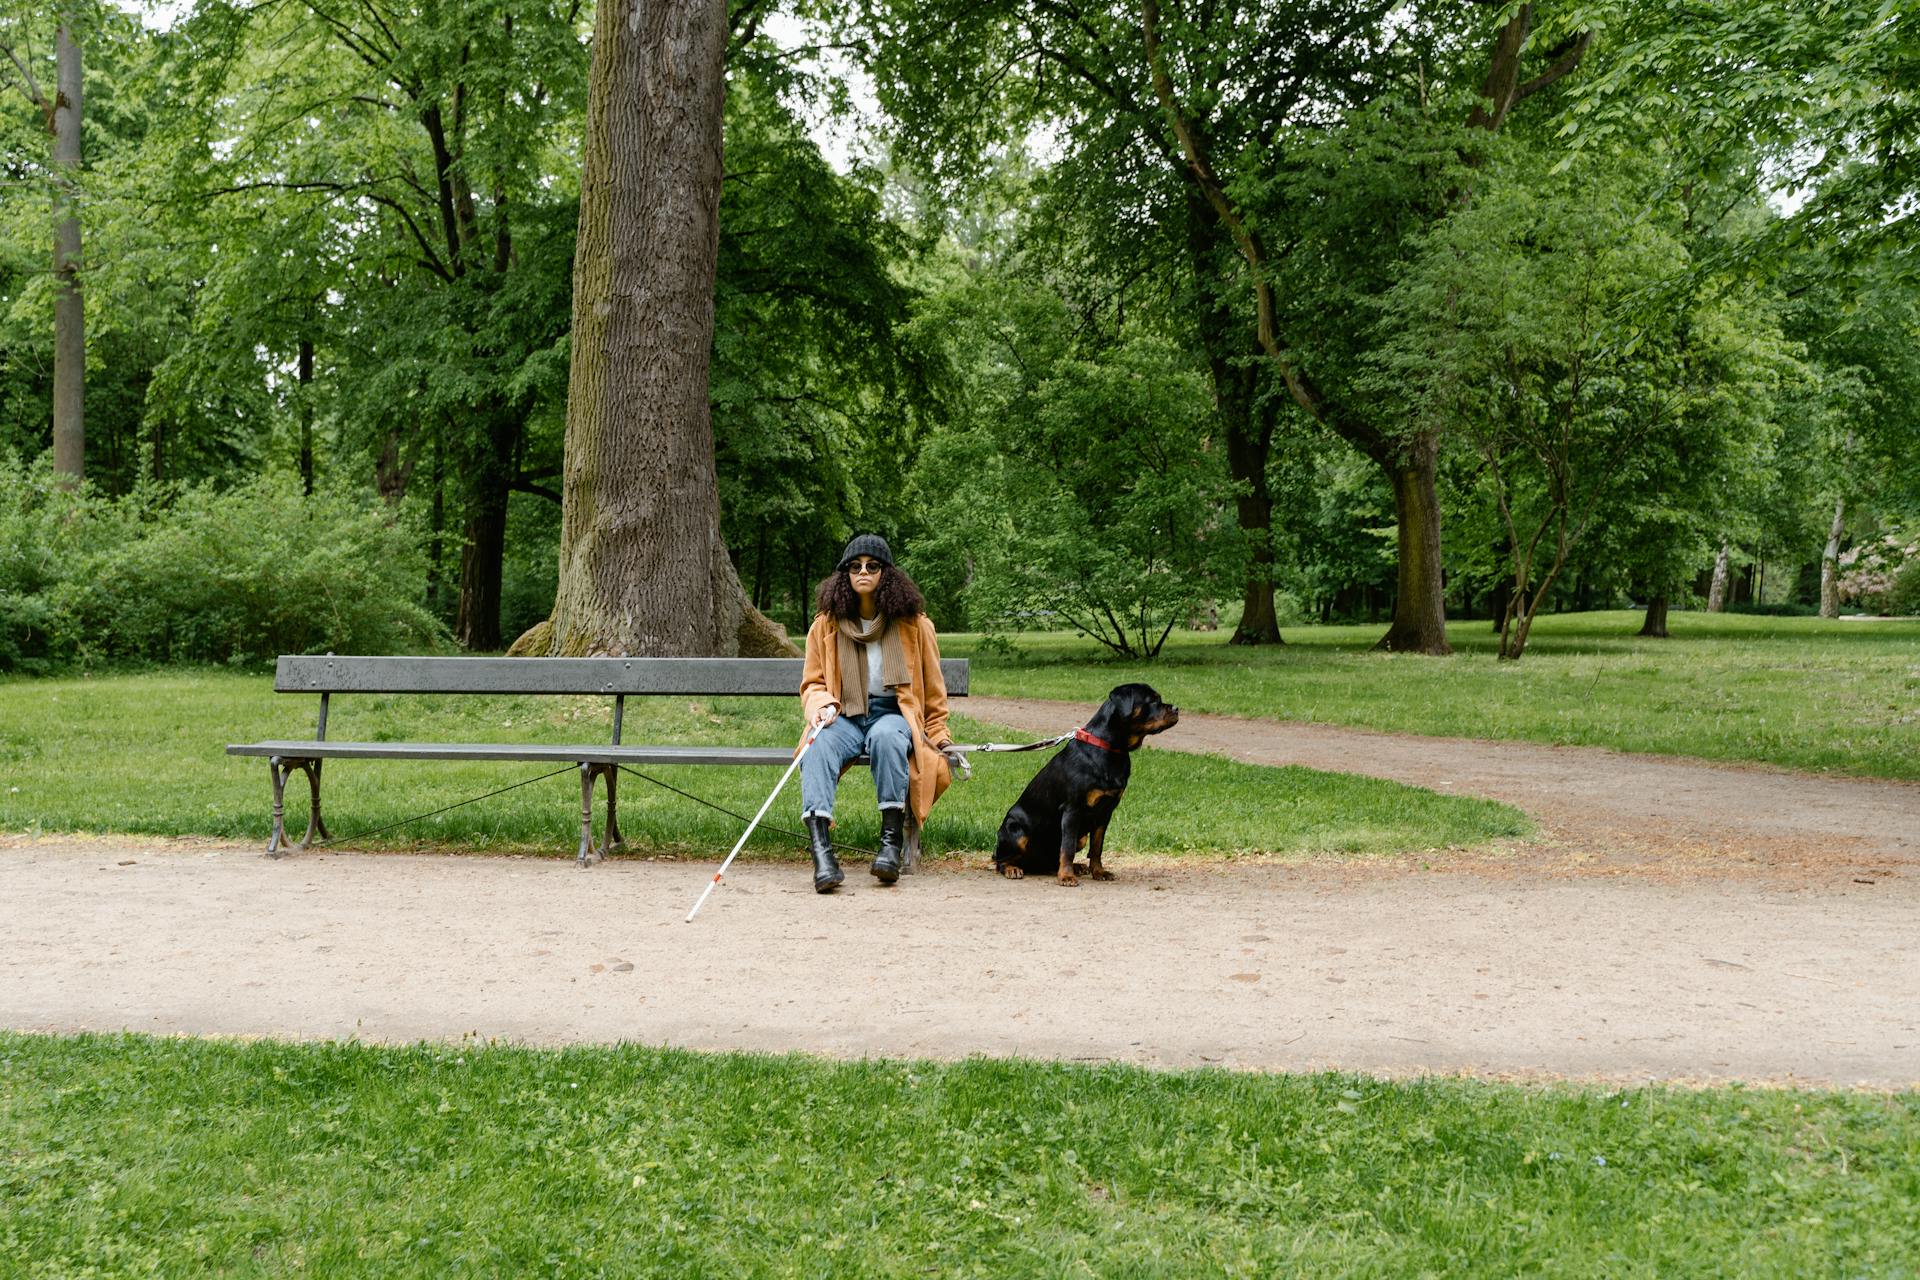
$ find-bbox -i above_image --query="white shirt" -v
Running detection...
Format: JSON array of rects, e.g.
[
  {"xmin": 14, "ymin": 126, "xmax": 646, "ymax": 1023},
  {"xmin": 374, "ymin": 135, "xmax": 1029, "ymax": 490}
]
[{"xmin": 854, "ymin": 615, "xmax": 885, "ymax": 696}]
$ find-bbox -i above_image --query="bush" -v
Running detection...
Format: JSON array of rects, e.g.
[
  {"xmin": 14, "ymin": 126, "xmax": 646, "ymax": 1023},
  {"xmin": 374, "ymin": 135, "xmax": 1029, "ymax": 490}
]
[
  {"xmin": 1887, "ymin": 559, "xmax": 1920, "ymax": 617},
  {"xmin": 911, "ymin": 337, "xmax": 1246, "ymax": 658},
  {"xmin": 0, "ymin": 460, "xmax": 140, "ymax": 671},
  {"xmin": 1837, "ymin": 525, "xmax": 1920, "ymax": 613},
  {"xmin": 0, "ymin": 458, "xmax": 446, "ymax": 670},
  {"xmin": 1723, "ymin": 601, "xmax": 1819, "ymax": 617}
]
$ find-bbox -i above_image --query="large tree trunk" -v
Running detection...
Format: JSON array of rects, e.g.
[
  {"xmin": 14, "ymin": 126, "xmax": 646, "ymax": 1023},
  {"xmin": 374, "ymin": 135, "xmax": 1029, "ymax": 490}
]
[
  {"xmin": 1819, "ymin": 497, "xmax": 1845, "ymax": 618},
  {"xmin": 511, "ymin": 0, "xmax": 790, "ymax": 659},
  {"xmin": 1639, "ymin": 594, "xmax": 1670, "ymax": 637},
  {"xmin": 1375, "ymin": 436, "xmax": 1451, "ymax": 654},
  {"xmin": 1706, "ymin": 542, "xmax": 1731, "ymax": 612},
  {"xmin": 51, "ymin": 19, "xmax": 83, "ymax": 486}
]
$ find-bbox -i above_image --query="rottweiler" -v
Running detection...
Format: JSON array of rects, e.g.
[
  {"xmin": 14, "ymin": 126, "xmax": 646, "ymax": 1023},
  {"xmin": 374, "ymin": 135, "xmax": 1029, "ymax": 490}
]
[{"xmin": 993, "ymin": 683, "xmax": 1180, "ymax": 885}]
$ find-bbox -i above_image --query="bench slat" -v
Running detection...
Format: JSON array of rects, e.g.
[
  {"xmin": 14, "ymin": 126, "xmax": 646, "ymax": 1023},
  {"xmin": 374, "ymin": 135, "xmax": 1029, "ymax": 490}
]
[
  {"xmin": 273, "ymin": 655, "xmax": 970, "ymax": 697},
  {"xmin": 227, "ymin": 741, "xmax": 805, "ymax": 765}
]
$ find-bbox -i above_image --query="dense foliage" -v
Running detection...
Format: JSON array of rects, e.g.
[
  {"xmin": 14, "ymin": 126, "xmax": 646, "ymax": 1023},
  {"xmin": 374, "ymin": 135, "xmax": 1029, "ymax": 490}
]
[
  {"xmin": 1, "ymin": 0, "xmax": 1916, "ymax": 668},
  {"xmin": 0, "ymin": 458, "xmax": 442, "ymax": 669}
]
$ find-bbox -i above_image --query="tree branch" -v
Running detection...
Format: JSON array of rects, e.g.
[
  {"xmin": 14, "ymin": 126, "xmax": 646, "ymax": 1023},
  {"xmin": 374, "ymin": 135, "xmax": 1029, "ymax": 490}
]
[
  {"xmin": 511, "ymin": 479, "xmax": 561, "ymax": 503},
  {"xmin": 728, "ymin": 0, "xmax": 770, "ymax": 55},
  {"xmin": 1514, "ymin": 32, "xmax": 1592, "ymax": 105},
  {"xmin": 367, "ymin": 190, "xmax": 455, "ymax": 282},
  {"xmin": 203, "ymin": 176, "xmax": 399, "ymax": 196},
  {"xmin": 354, "ymin": 0, "xmax": 405, "ymax": 57},
  {"xmin": 1, "ymin": 38, "xmax": 47, "ymax": 110}
]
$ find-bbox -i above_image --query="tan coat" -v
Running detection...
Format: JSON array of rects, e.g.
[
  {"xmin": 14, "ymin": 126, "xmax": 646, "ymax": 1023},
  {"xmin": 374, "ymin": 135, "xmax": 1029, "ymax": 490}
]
[{"xmin": 798, "ymin": 612, "xmax": 953, "ymax": 826}]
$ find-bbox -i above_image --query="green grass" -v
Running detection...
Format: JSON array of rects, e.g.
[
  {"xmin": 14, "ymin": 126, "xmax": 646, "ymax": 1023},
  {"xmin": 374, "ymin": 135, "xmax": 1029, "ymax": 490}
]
[
  {"xmin": 2, "ymin": 1032, "xmax": 1915, "ymax": 1277},
  {"xmin": 949, "ymin": 610, "xmax": 1920, "ymax": 779},
  {"xmin": 0, "ymin": 671, "xmax": 1525, "ymax": 858}
]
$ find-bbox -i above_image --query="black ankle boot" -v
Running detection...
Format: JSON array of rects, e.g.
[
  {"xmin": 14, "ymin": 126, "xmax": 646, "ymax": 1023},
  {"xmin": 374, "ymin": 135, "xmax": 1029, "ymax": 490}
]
[
  {"xmin": 806, "ymin": 815, "xmax": 843, "ymax": 893},
  {"xmin": 871, "ymin": 809, "xmax": 905, "ymax": 884}
]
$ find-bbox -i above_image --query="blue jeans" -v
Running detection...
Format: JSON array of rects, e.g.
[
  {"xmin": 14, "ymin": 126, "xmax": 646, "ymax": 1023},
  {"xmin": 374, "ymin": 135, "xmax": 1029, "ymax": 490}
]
[{"xmin": 801, "ymin": 694, "xmax": 910, "ymax": 820}]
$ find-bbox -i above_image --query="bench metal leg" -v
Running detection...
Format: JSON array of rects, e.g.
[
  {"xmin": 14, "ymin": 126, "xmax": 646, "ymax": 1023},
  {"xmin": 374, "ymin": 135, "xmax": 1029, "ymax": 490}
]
[
  {"xmin": 577, "ymin": 762, "xmax": 618, "ymax": 866},
  {"xmin": 304, "ymin": 759, "xmax": 333, "ymax": 847},
  {"xmin": 604, "ymin": 766, "xmax": 625, "ymax": 852},
  {"xmin": 266, "ymin": 755, "xmax": 326, "ymax": 858},
  {"xmin": 904, "ymin": 813, "xmax": 922, "ymax": 875}
]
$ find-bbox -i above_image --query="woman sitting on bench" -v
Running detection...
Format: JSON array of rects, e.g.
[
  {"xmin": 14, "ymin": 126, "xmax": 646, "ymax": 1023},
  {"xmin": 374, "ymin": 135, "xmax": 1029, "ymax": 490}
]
[{"xmin": 798, "ymin": 535, "xmax": 960, "ymax": 894}]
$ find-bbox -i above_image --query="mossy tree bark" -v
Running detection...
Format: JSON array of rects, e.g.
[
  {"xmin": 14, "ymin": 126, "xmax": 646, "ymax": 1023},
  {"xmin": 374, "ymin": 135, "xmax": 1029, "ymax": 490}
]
[
  {"xmin": 1378, "ymin": 441, "xmax": 1450, "ymax": 653},
  {"xmin": 510, "ymin": 0, "xmax": 791, "ymax": 658},
  {"xmin": 51, "ymin": 20, "xmax": 83, "ymax": 486},
  {"xmin": 1706, "ymin": 542, "xmax": 1731, "ymax": 612},
  {"xmin": 1819, "ymin": 497, "xmax": 1845, "ymax": 618},
  {"xmin": 5, "ymin": 16, "xmax": 87, "ymax": 484}
]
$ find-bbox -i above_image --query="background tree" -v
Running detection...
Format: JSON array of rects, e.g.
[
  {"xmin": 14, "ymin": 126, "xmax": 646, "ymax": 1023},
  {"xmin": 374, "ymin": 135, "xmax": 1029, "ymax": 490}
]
[
  {"xmin": 158, "ymin": 0, "xmax": 591, "ymax": 647},
  {"xmin": 708, "ymin": 73, "xmax": 942, "ymax": 619},
  {"xmin": 854, "ymin": 0, "xmax": 1595, "ymax": 653},
  {"xmin": 910, "ymin": 274, "xmax": 1243, "ymax": 656},
  {"xmin": 1, "ymin": 0, "xmax": 88, "ymax": 484},
  {"xmin": 853, "ymin": 0, "xmax": 1408, "ymax": 646}
]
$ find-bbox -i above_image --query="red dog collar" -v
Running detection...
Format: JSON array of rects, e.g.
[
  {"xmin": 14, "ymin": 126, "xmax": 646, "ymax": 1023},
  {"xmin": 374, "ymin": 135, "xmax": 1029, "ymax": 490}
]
[{"xmin": 1073, "ymin": 727, "xmax": 1118, "ymax": 752}]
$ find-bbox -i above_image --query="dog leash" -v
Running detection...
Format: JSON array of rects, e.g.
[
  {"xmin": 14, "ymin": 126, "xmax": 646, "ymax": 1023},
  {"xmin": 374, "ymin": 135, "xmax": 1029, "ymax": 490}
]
[
  {"xmin": 946, "ymin": 732, "xmax": 1074, "ymax": 754},
  {"xmin": 939, "ymin": 730, "xmax": 1076, "ymax": 782}
]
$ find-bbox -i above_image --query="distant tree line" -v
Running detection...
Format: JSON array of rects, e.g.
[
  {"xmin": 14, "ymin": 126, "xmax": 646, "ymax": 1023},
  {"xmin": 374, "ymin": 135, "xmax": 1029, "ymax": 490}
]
[{"xmin": 1, "ymin": 0, "xmax": 1914, "ymax": 668}]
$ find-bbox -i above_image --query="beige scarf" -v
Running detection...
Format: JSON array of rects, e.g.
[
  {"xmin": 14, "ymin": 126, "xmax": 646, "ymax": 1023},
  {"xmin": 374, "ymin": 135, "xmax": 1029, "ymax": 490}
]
[{"xmin": 835, "ymin": 613, "xmax": 910, "ymax": 718}]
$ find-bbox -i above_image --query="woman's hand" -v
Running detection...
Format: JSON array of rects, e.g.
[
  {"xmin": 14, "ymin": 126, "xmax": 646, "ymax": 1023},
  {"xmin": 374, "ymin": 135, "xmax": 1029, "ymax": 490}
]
[
  {"xmin": 812, "ymin": 703, "xmax": 839, "ymax": 729},
  {"xmin": 939, "ymin": 741, "xmax": 970, "ymax": 780}
]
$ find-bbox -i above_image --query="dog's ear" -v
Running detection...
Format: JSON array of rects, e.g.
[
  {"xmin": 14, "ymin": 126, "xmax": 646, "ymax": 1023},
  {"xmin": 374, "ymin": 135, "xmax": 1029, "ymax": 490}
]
[{"xmin": 1108, "ymin": 684, "xmax": 1141, "ymax": 723}]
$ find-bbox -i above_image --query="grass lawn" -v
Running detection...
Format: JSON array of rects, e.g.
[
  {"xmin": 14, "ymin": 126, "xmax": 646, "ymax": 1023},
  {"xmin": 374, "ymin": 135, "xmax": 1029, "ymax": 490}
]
[
  {"xmin": 950, "ymin": 610, "xmax": 1920, "ymax": 780},
  {"xmin": 0, "ymin": 671, "xmax": 1525, "ymax": 859},
  {"xmin": 3, "ymin": 1032, "xmax": 1915, "ymax": 1277}
]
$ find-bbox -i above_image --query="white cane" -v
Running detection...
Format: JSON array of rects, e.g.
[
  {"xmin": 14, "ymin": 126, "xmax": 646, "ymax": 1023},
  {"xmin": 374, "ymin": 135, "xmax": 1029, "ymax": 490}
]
[{"xmin": 685, "ymin": 724, "xmax": 820, "ymax": 923}]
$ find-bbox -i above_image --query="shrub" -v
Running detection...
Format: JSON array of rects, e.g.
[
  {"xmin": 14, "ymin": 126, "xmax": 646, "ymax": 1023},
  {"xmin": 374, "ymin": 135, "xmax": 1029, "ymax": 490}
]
[
  {"xmin": 1724, "ymin": 601, "xmax": 1819, "ymax": 617},
  {"xmin": 0, "ymin": 458, "xmax": 446, "ymax": 670},
  {"xmin": 0, "ymin": 459, "xmax": 139, "ymax": 671},
  {"xmin": 1887, "ymin": 559, "xmax": 1920, "ymax": 617},
  {"xmin": 911, "ymin": 338, "xmax": 1246, "ymax": 658},
  {"xmin": 1837, "ymin": 525, "xmax": 1920, "ymax": 613}
]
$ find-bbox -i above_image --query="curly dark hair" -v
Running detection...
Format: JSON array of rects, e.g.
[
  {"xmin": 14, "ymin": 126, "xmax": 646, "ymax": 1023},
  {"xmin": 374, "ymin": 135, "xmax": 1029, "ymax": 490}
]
[{"xmin": 814, "ymin": 563, "xmax": 926, "ymax": 621}]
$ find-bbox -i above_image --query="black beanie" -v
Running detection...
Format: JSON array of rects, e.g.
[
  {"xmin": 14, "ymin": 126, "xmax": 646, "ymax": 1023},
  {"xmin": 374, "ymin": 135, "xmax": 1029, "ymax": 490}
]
[{"xmin": 837, "ymin": 534, "xmax": 894, "ymax": 571}]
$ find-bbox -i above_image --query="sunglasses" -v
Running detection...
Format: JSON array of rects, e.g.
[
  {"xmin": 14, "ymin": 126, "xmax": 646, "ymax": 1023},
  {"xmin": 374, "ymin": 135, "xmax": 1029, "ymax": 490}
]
[{"xmin": 846, "ymin": 560, "xmax": 885, "ymax": 576}]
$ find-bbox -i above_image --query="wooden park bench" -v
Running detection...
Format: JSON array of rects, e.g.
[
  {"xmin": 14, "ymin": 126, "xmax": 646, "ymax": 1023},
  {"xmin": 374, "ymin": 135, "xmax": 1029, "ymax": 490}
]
[{"xmin": 227, "ymin": 655, "xmax": 969, "ymax": 868}]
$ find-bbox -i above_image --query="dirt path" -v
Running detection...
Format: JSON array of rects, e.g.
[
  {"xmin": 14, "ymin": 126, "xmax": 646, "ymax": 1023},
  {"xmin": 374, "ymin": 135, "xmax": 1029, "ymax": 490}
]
[
  {"xmin": 3, "ymin": 835, "xmax": 1915, "ymax": 1087},
  {"xmin": 5, "ymin": 711, "xmax": 1916, "ymax": 1086},
  {"xmin": 967, "ymin": 698, "xmax": 1920, "ymax": 881}
]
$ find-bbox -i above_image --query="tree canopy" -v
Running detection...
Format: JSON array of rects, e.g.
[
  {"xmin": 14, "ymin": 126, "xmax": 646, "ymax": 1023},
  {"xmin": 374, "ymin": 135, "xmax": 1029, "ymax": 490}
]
[{"xmin": 1, "ymin": 0, "xmax": 1915, "ymax": 672}]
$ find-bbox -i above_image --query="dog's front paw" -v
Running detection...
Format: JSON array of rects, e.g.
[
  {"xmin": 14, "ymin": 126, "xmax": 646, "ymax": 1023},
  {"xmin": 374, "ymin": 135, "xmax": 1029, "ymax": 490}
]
[
  {"xmin": 997, "ymin": 863, "xmax": 1025, "ymax": 879},
  {"xmin": 1057, "ymin": 869, "xmax": 1080, "ymax": 886},
  {"xmin": 1090, "ymin": 867, "xmax": 1114, "ymax": 881}
]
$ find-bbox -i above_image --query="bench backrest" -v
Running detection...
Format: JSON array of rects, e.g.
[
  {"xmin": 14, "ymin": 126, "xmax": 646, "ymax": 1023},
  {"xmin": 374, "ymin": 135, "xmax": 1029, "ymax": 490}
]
[{"xmin": 275, "ymin": 655, "xmax": 971, "ymax": 697}]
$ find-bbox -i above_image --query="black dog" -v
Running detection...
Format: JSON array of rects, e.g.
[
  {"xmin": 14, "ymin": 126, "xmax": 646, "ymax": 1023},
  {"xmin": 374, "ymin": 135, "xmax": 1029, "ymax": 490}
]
[{"xmin": 993, "ymin": 683, "xmax": 1179, "ymax": 885}]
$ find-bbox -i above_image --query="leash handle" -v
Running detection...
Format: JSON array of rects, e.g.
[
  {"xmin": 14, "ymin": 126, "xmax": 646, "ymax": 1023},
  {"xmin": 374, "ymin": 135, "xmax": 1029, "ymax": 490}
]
[{"xmin": 685, "ymin": 725, "xmax": 819, "ymax": 923}]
